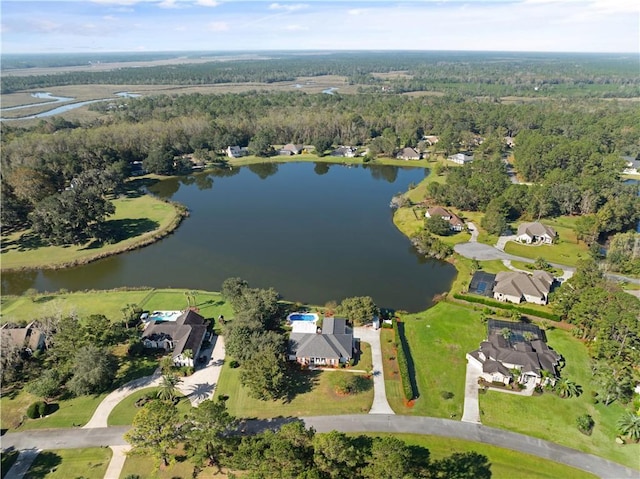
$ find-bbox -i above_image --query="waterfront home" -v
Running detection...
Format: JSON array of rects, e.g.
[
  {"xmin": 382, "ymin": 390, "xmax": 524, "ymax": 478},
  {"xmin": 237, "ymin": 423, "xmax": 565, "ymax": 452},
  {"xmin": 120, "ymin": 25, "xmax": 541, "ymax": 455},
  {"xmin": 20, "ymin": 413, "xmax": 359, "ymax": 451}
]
[
  {"xmin": 288, "ymin": 317, "xmax": 354, "ymax": 366},
  {"xmin": 142, "ymin": 310, "xmax": 207, "ymax": 367},
  {"xmin": 425, "ymin": 206, "xmax": 465, "ymax": 232},
  {"xmin": 396, "ymin": 147, "xmax": 421, "ymax": 160},
  {"xmin": 493, "ymin": 270, "xmax": 555, "ymax": 305}
]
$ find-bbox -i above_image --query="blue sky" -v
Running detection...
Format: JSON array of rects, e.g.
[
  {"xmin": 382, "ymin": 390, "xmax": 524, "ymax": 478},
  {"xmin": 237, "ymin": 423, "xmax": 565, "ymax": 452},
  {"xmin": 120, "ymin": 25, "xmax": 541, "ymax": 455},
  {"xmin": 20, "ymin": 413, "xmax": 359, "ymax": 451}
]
[{"xmin": 1, "ymin": 0, "xmax": 638, "ymax": 54}]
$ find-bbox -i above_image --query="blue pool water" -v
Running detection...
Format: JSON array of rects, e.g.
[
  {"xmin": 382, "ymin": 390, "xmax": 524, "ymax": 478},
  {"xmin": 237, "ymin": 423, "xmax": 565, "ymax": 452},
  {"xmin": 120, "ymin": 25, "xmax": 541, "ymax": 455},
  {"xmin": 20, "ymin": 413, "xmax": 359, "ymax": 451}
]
[{"xmin": 288, "ymin": 313, "xmax": 319, "ymax": 322}]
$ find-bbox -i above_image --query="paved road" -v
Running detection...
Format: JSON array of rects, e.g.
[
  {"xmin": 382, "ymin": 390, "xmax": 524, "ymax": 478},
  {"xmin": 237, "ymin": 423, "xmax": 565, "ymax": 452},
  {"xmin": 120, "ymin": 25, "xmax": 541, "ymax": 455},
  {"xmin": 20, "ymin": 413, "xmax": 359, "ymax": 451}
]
[
  {"xmin": 354, "ymin": 326, "xmax": 395, "ymax": 415},
  {"xmin": 4, "ymin": 418, "xmax": 637, "ymax": 479}
]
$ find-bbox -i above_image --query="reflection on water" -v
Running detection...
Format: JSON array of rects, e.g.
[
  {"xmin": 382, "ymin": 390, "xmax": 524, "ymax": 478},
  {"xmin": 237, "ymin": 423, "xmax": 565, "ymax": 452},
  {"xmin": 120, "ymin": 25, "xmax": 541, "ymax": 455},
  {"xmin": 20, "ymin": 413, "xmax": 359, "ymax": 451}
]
[{"xmin": 1, "ymin": 163, "xmax": 455, "ymax": 312}]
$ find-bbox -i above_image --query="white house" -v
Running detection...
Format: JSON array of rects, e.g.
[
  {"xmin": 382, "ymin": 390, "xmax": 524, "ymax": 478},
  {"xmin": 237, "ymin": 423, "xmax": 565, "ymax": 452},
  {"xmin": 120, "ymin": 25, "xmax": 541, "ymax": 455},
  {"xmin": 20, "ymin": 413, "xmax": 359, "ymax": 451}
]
[
  {"xmin": 516, "ymin": 222, "xmax": 557, "ymax": 244},
  {"xmin": 396, "ymin": 147, "xmax": 421, "ymax": 161},
  {"xmin": 226, "ymin": 145, "xmax": 248, "ymax": 158},
  {"xmin": 493, "ymin": 270, "xmax": 554, "ymax": 305},
  {"xmin": 448, "ymin": 153, "xmax": 474, "ymax": 165},
  {"xmin": 331, "ymin": 146, "xmax": 358, "ymax": 158}
]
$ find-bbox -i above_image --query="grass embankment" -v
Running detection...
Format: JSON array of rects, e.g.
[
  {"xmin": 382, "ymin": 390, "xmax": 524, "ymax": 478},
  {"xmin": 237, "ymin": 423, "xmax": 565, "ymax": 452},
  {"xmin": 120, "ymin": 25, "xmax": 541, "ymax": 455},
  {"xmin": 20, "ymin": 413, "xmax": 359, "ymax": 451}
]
[
  {"xmin": 480, "ymin": 329, "xmax": 640, "ymax": 469},
  {"xmin": 227, "ymin": 153, "xmax": 432, "ymax": 168},
  {"xmin": 504, "ymin": 216, "xmax": 589, "ymax": 266},
  {"xmin": 1, "ymin": 193, "xmax": 185, "ymax": 271},
  {"xmin": 25, "ymin": 448, "xmax": 112, "ymax": 479}
]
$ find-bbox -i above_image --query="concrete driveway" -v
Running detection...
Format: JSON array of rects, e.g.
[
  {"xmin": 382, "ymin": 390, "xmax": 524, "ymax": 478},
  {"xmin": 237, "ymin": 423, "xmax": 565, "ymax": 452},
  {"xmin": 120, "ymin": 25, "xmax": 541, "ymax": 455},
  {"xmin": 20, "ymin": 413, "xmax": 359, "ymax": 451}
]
[
  {"xmin": 355, "ymin": 326, "xmax": 395, "ymax": 415},
  {"xmin": 461, "ymin": 359, "xmax": 482, "ymax": 424}
]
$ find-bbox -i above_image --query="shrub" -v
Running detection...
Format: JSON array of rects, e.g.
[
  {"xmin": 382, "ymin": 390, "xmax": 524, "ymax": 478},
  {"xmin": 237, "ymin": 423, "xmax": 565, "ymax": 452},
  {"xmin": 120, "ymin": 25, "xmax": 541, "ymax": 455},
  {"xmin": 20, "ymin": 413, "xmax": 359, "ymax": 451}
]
[
  {"xmin": 440, "ymin": 391, "xmax": 455, "ymax": 400},
  {"xmin": 452, "ymin": 293, "xmax": 560, "ymax": 321},
  {"xmin": 393, "ymin": 319, "xmax": 415, "ymax": 401},
  {"xmin": 577, "ymin": 414, "xmax": 595, "ymax": 435},
  {"xmin": 229, "ymin": 360, "xmax": 240, "ymax": 369},
  {"xmin": 26, "ymin": 401, "xmax": 47, "ymax": 419}
]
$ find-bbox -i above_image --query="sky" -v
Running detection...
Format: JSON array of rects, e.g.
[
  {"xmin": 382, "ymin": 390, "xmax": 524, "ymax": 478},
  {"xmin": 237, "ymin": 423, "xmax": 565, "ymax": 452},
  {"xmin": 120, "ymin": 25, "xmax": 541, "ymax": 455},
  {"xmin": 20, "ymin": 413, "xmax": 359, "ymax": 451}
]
[{"xmin": 1, "ymin": 0, "xmax": 639, "ymax": 54}]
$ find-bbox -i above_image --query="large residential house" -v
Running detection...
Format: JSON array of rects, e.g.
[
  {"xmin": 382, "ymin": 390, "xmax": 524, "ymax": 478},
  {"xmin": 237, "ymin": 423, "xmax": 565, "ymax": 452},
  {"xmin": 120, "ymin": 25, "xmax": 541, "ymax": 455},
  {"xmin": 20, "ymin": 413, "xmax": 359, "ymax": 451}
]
[
  {"xmin": 423, "ymin": 135, "xmax": 439, "ymax": 146},
  {"xmin": 288, "ymin": 317, "xmax": 354, "ymax": 366},
  {"xmin": 1, "ymin": 322, "xmax": 46, "ymax": 354},
  {"xmin": 493, "ymin": 271, "xmax": 554, "ymax": 305},
  {"xmin": 142, "ymin": 310, "xmax": 208, "ymax": 367},
  {"xmin": 331, "ymin": 146, "xmax": 358, "ymax": 158},
  {"xmin": 425, "ymin": 206, "xmax": 465, "ymax": 232},
  {"xmin": 447, "ymin": 153, "xmax": 474, "ymax": 165},
  {"xmin": 516, "ymin": 222, "xmax": 557, "ymax": 244},
  {"xmin": 467, "ymin": 319, "xmax": 561, "ymax": 386},
  {"xmin": 279, "ymin": 144, "xmax": 304, "ymax": 156},
  {"xmin": 622, "ymin": 156, "xmax": 640, "ymax": 175},
  {"xmin": 396, "ymin": 147, "xmax": 421, "ymax": 161},
  {"xmin": 226, "ymin": 145, "xmax": 248, "ymax": 158}
]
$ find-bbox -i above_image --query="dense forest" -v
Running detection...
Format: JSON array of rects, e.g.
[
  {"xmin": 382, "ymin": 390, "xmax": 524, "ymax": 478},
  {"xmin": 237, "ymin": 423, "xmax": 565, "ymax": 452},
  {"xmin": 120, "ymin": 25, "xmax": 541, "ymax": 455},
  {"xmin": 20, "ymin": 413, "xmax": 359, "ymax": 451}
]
[{"xmin": 2, "ymin": 51, "xmax": 639, "ymax": 97}]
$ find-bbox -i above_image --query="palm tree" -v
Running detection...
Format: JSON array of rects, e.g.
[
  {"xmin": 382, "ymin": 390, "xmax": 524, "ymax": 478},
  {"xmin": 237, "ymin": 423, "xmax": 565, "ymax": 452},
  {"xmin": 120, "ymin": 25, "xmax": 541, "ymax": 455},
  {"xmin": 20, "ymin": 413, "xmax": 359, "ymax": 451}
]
[
  {"xmin": 157, "ymin": 373, "xmax": 181, "ymax": 402},
  {"xmin": 500, "ymin": 328, "xmax": 512, "ymax": 341},
  {"xmin": 554, "ymin": 377, "xmax": 582, "ymax": 398},
  {"xmin": 523, "ymin": 331, "xmax": 534, "ymax": 342},
  {"xmin": 617, "ymin": 412, "xmax": 640, "ymax": 443}
]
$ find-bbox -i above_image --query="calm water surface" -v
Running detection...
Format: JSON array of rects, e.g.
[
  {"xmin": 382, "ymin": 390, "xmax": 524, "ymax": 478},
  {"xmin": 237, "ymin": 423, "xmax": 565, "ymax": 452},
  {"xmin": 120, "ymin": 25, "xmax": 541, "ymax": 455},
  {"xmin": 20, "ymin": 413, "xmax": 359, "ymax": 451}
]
[{"xmin": 2, "ymin": 163, "xmax": 456, "ymax": 311}]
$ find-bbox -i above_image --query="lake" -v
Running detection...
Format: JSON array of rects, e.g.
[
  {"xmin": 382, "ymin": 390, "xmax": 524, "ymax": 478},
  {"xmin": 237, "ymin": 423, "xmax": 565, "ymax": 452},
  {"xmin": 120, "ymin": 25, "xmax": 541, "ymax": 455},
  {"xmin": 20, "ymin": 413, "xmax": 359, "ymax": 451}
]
[{"xmin": 1, "ymin": 162, "xmax": 457, "ymax": 312}]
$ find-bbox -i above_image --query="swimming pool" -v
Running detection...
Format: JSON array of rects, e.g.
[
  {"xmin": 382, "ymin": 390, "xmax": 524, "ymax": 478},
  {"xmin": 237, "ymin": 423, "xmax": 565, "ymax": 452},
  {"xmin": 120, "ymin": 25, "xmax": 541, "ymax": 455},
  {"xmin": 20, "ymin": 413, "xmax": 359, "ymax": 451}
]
[
  {"xmin": 287, "ymin": 312, "xmax": 319, "ymax": 322},
  {"xmin": 147, "ymin": 310, "xmax": 183, "ymax": 322}
]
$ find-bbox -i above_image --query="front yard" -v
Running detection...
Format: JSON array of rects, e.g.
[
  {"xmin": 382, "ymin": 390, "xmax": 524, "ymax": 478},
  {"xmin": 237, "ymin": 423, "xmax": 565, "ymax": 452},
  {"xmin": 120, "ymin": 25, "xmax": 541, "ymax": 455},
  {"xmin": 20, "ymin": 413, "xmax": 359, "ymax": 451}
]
[
  {"xmin": 214, "ymin": 363, "xmax": 373, "ymax": 418},
  {"xmin": 25, "ymin": 448, "xmax": 112, "ymax": 479}
]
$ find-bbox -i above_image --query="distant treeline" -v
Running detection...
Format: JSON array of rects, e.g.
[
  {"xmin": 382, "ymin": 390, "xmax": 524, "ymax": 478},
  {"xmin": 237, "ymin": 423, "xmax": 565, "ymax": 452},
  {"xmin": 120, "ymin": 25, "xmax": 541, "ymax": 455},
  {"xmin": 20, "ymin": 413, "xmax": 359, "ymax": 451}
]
[{"xmin": 2, "ymin": 51, "xmax": 639, "ymax": 98}]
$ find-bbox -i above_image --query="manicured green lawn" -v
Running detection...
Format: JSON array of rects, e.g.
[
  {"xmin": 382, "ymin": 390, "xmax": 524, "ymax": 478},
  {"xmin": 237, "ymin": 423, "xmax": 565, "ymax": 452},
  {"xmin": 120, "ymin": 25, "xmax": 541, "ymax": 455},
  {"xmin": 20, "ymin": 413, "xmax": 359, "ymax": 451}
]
[
  {"xmin": 504, "ymin": 217, "xmax": 588, "ymax": 266},
  {"xmin": 214, "ymin": 364, "xmax": 373, "ymax": 418},
  {"xmin": 227, "ymin": 153, "xmax": 431, "ymax": 169},
  {"xmin": 387, "ymin": 302, "xmax": 486, "ymax": 418},
  {"xmin": 1, "ymin": 390, "xmax": 106, "ymax": 431},
  {"xmin": 1, "ymin": 194, "xmax": 181, "ymax": 271},
  {"xmin": 354, "ymin": 341, "xmax": 373, "ymax": 372},
  {"xmin": 480, "ymin": 328, "xmax": 640, "ymax": 469},
  {"xmin": 25, "ymin": 448, "xmax": 112, "ymax": 479},
  {"xmin": 376, "ymin": 433, "xmax": 598, "ymax": 479},
  {"xmin": 108, "ymin": 387, "xmax": 192, "ymax": 426}
]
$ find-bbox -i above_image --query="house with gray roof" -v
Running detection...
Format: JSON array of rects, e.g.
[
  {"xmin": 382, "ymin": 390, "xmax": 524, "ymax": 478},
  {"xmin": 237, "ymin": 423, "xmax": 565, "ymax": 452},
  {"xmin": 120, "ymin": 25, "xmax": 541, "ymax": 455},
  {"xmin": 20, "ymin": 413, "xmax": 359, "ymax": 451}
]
[
  {"xmin": 425, "ymin": 206, "xmax": 465, "ymax": 232},
  {"xmin": 396, "ymin": 147, "xmax": 421, "ymax": 161},
  {"xmin": 279, "ymin": 143, "xmax": 303, "ymax": 156},
  {"xmin": 467, "ymin": 319, "xmax": 561, "ymax": 386},
  {"xmin": 493, "ymin": 270, "xmax": 554, "ymax": 305},
  {"xmin": 516, "ymin": 222, "xmax": 557, "ymax": 244},
  {"xmin": 142, "ymin": 309, "xmax": 208, "ymax": 367},
  {"xmin": 331, "ymin": 146, "xmax": 358, "ymax": 158},
  {"xmin": 288, "ymin": 317, "xmax": 354, "ymax": 367},
  {"xmin": 1, "ymin": 322, "xmax": 46, "ymax": 355}
]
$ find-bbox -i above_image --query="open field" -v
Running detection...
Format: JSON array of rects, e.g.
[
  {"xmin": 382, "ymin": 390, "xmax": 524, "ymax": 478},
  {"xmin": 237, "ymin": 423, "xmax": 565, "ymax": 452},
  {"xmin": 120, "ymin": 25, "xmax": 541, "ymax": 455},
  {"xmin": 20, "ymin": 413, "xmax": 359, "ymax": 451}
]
[
  {"xmin": 25, "ymin": 448, "xmax": 112, "ymax": 479},
  {"xmin": 1, "ymin": 194, "xmax": 183, "ymax": 271},
  {"xmin": 377, "ymin": 433, "xmax": 599, "ymax": 479},
  {"xmin": 386, "ymin": 302, "xmax": 485, "ymax": 417},
  {"xmin": 480, "ymin": 328, "xmax": 640, "ymax": 469},
  {"xmin": 214, "ymin": 363, "xmax": 373, "ymax": 418}
]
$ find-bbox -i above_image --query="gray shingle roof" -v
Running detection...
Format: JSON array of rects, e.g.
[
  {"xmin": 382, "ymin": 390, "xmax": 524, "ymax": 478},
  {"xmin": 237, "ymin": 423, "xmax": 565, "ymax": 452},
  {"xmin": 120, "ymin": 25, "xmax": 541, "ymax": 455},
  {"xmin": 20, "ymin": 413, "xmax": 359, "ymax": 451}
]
[{"xmin": 289, "ymin": 317, "xmax": 353, "ymax": 361}]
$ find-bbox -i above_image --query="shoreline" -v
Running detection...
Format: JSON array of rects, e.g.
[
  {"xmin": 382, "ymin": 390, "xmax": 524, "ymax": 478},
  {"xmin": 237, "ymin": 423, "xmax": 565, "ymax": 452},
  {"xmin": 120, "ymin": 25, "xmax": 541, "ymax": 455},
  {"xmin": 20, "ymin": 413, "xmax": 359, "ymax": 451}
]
[{"xmin": 0, "ymin": 199, "xmax": 188, "ymax": 273}]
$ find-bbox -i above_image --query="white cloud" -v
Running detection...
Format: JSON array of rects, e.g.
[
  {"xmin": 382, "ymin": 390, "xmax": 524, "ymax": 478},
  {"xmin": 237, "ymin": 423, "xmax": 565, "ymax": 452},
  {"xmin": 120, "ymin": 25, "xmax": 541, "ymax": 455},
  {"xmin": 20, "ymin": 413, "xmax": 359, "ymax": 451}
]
[
  {"xmin": 158, "ymin": 0, "xmax": 182, "ymax": 8},
  {"xmin": 348, "ymin": 9, "xmax": 367, "ymax": 15},
  {"xmin": 195, "ymin": 0, "xmax": 221, "ymax": 6},
  {"xmin": 208, "ymin": 21, "xmax": 229, "ymax": 31},
  {"xmin": 90, "ymin": 0, "xmax": 149, "ymax": 5},
  {"xmin": 284, "ymin": 24, "xmax": 308, "ymax": 31},
  {"xmin": 269, "ymin": 3, "xmax": 308, "ymax": 12},
  {"xmin": 103, "ymin": 15, "xmax": 117, "ymax": 21}
]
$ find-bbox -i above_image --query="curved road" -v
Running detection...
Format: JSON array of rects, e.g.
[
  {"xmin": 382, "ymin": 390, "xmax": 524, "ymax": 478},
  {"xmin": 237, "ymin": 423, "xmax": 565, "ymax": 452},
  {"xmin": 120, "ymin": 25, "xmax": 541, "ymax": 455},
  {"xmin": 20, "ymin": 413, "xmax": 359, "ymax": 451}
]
[{"xmin": 2, "ymin": 417, "xmax": 637, "ymax": 479}]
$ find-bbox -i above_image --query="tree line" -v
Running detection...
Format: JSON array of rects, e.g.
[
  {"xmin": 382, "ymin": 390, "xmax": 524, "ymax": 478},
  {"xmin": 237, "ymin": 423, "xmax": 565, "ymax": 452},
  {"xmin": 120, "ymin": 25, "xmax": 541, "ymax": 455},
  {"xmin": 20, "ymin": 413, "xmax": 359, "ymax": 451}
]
[{"xmin": 126, "ymin": 398, "xmax": 492, "ymax": 478}]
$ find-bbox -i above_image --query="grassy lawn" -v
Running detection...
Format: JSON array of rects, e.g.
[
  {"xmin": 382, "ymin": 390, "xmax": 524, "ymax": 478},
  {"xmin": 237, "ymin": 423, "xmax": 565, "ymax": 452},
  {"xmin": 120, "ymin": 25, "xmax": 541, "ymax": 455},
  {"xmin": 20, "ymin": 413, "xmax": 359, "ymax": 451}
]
[
  {"xmin": 120, "ymin": 449, "xmax": 229, "ymax": 479},
  {"xmin": 376, "ymin": 433, "xmax": 598, "ymax": 479},
  {"xmin": 1, "ymin": 194, "xmax": 182, "ymax": 271},
  {"xmin": 380, "ymin": 327, "xmax": 406, "ymax": 410},
  {"xmin": 214, "ymin": 364, "xmax": 373, "ymax": 418},
  {"xmin": 504, "ymin": 216, "xmax": 588, "ymax": 266},
  {"xmin": 510, "ymin": 260, "xmax": 563, "ymax": 276},
  {"xmin": 1, "ymin": 390, "xmax": 106, "ymax": 431},
  {"xmin": 354, "ymin": 341, "xmax": 373, "ymax": 372},
  {"xmin": 25, "ymin": 448, "xmax": 112, "ymax": 479},
  {"xmin": 387, "ymin": 302, "xmax": 486, "ymax": 418},
  {"xmin": 1, "ymin": 288, "xmax": 232, "ymax": 325},
  {"xmin": 227, "ymin": 153, "xmax": 432, "ymax": 169},
  {"xmin": 480, "ymin": 328, "xmax": 640, "ymax": 469},
  {"xmin": 108, "ymin": 387, "xmax": 192, "ymax": 426}
]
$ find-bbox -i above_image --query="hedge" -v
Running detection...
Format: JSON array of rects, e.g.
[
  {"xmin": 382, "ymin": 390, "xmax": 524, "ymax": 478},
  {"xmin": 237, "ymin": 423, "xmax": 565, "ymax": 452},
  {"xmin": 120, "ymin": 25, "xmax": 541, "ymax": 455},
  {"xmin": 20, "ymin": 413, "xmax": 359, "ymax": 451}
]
[
  {"xmin": 26, "ymin": 401, "xmax": 47, "ymax": 419},
  {"xmin": 452, "ymin": 293, "xmax": 560, "ymax": 321},
  {"xmin": 393, "ymin": 318, "xmax": 415, "ymax": 401}
]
